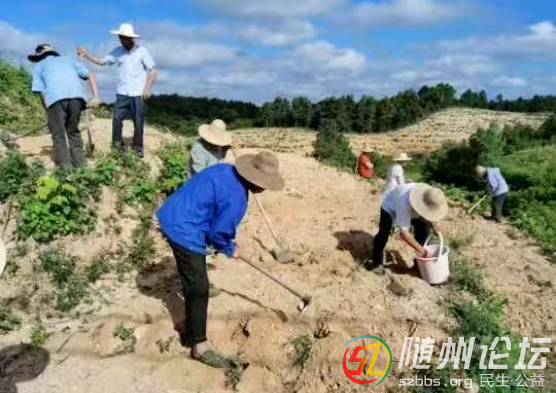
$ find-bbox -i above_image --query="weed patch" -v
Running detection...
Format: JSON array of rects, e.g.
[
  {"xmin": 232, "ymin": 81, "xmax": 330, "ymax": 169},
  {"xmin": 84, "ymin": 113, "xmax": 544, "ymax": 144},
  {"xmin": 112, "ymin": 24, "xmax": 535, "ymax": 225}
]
[
  {"xmin": 289, "ymin": 333, "xmax": 313, "ymax": 369},
  {"xmin": 0, "ymin": 310, "xmax": 22, "ymax": 334},
  {"xmin": 29, "ymin": 324, "xmax": 49, "ymax": 347}
]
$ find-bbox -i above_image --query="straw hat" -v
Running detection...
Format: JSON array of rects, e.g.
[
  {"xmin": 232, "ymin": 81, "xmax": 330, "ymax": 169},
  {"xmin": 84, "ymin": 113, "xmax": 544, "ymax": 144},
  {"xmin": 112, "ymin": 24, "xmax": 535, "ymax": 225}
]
[
  {"xmin": 393, "ymin": 152, "xmax": 412, "ymax": 162},
  {"xmin": 409, "ymin": 185, "xmax": 448, "ymax": 222},
  {"xmin": 475, "ymin": 165, "xmax": 487, "ymax": 177},
  {"xmin": 235, "ymin": 151, "xmax": 285, "ymax": 191},
  {"xmin": 198, "ymin": 119, "xmax": 232, "ymax": 147},
  {"xmin": 110, "ymin": 23, "xmax": 140, "ymax": 38},
  {"xmin": 0, "ymin": 238, "xmax": 6, "ymax": 277}
]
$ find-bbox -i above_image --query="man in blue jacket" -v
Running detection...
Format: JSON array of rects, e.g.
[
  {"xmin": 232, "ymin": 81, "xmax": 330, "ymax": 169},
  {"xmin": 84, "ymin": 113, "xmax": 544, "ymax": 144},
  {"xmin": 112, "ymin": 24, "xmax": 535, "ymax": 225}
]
[
  {"xmin": 156, "ymin": 151, "xmax": 284, "ymax": 368},
  {"xmin": 476, "ymin": 165, "xmax": 509, "ymax": 222}
]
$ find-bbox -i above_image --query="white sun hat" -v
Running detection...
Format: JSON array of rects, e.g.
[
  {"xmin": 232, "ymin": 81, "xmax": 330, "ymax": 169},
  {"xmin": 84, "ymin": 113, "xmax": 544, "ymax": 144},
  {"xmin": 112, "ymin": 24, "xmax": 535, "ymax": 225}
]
[
  {"xmin": 393, "ymin": 152, "xmax": 412, "ymax": 162},
  {"xmin": 110, "ymin": 23, "xmax": 140, "ymax": 38}
]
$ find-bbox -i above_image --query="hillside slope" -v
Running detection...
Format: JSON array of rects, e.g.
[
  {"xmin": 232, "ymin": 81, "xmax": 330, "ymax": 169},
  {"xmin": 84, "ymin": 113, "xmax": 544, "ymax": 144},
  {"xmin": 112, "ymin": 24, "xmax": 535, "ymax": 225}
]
[
  {"xmin": 1, "ymin": 119, "xmax": 555, "ymax": 393},
  {"xmin": 234, "ymin": 108, "xmax": 549, "ymax": 156}
]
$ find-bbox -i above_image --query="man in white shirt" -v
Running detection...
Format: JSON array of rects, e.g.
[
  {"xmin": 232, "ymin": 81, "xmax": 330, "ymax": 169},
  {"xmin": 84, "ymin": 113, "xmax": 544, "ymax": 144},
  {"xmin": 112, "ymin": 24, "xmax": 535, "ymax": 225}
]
[
  {"xmin": 77, "ymin": 23, "xmax": 157, "ymax": 157},
  {"xmin": 369, "ymin": 183, "xmax": 448, "ymax": 270}
]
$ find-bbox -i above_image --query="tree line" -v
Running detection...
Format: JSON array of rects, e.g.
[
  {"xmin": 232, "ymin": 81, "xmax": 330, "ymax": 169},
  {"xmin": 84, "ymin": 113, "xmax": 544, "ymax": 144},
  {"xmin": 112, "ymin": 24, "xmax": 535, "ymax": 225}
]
[{"xmin": 147, "ymin": 84, "xmax": 556, "ymax": 135}]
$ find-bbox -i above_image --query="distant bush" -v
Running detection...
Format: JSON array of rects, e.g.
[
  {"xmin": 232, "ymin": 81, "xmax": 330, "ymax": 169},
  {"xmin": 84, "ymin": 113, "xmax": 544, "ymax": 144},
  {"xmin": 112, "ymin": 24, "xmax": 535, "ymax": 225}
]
[{"xmin": 313, "ymin": 120, "xmax": 357, "ymax": 171}]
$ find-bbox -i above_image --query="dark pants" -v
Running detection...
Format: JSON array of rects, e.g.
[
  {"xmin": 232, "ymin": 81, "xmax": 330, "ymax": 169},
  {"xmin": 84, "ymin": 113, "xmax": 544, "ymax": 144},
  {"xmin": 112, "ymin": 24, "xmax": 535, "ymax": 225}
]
[
  {"xmin": 492, "ymin": 193, "xmax": 507, "ymax": 222},
  {"xmin": 46, "ymin": 98, "xmax": 86, "ymax": 169},
  {"xmin": 112, "ymin": 94, "xmax": 146, "ymax": 154},
  {"xmin": 168, "ymin": 239, "xmax": 208, "ymax": 348},
  {"xmin": 372, "ymin": 209, "xmax": 430, "ymax": 265}
]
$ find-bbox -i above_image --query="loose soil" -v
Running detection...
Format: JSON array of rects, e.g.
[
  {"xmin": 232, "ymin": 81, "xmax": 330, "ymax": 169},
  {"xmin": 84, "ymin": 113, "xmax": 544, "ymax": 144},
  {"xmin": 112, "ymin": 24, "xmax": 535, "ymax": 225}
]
[{"xmin": 1, "ymin": 110, "xmax": 554, "ymax": 393}]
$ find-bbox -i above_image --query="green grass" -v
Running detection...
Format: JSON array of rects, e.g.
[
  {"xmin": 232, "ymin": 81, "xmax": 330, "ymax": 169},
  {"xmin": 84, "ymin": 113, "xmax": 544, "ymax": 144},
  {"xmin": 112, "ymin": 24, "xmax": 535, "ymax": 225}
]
[
  {"xmin": 498, "ymin": 146, "xmax": 556, "ymax": 261},
  {"xmin": 415, "ymin": 257, "xmax": 537, "ymax": 393},
  {"xmin": 0, "ymin": 60, "xmax": 45, "ymax": 133},
  {"xmin": 288, "ymin": 333, "xmax": 313, "ymax": 369}
]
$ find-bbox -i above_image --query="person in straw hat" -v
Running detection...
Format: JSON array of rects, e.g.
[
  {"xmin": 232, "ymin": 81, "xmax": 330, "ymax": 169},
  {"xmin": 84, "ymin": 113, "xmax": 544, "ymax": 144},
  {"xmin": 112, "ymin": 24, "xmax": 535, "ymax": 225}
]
[
  {"xmin": 29, "ymin": 44, "xmax": 100, "ymax": 168},
  {"xmin": 369, "ymin": 183, "xmax": 448, "ymax": 270},
  {"xmin": 357, "ymin": 145, "xmax": 375, "ymax": 180},
  {"xmin": 189, "ymin": 119, "xmax": 233, "ymax": 176},
  {"xmin": 77, "ymin": 23, "xmax": 157, "ymax": 157},
  {"xmin": 382, "ymin": 152, "xmax": 412, "ymax": 200},
  {"xmin": 156, "ymin": 151, "xmax": 284, "ymax": 368},
  {"xmin": 476, "ymin": 165, "xmax": 509, "ymax": 222}
]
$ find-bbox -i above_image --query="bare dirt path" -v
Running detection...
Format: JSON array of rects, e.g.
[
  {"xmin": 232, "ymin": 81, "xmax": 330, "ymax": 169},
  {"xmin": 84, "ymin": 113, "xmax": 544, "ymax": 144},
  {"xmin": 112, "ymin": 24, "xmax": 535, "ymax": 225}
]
[{"xmin": 1, "ymin": 112, "xmax": 554, "ymax": 393}]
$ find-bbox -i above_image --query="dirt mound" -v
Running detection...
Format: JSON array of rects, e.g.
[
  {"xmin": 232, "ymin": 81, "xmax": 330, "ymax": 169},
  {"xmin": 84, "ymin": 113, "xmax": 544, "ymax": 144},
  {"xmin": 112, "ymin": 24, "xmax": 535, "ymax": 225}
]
[{"xmin": 1, "ymin": 116, "xmax": 555, "ymax": 393}]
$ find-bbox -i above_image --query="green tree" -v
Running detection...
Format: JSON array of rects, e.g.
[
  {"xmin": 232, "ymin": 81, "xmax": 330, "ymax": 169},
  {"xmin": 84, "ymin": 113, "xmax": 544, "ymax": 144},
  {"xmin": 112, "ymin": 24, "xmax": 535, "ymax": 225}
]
[{"xmin": 292, "ymin": 96, "xmax": 313, "ymax": 128}]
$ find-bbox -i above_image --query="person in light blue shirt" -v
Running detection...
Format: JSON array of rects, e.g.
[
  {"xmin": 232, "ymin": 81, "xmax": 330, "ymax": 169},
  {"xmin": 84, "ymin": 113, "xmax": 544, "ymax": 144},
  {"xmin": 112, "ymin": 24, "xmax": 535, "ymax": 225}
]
[
  {"xmin": 29, "ymin": 44, "xmax": 100, "ymax": 168},
  {"xmin": 77, "ymin": 23, "xmax": 157, "ymax": 157},
  {"xmin": 476, "ymin": 165, "xmax": 509, "ymax": 222},
  {"xmin": 156, "ymin": 152, "xmax": 284, "ymax": 369}
]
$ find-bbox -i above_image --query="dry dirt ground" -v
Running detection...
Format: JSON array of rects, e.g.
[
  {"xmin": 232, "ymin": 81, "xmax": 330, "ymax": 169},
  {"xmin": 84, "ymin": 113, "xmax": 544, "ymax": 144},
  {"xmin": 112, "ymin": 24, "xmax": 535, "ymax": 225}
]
[
  {"xmin": 1, "ymin": 110, "xmax": 555, "ymax": 393},
  {"xmin": 234, "ymin": 108, "xmax": 548, "ymax": 156}
]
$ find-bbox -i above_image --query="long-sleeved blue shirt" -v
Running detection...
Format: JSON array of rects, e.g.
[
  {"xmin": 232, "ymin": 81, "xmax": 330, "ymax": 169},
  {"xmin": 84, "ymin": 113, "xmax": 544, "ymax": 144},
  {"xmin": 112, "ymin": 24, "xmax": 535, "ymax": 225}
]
[
  {"xmin": 486, "ymin": 167, "xmax": 509, "ymax": 197},
  {"xmin": 156, "ymin": 164, "xmax": 249, "ymax": 257}
]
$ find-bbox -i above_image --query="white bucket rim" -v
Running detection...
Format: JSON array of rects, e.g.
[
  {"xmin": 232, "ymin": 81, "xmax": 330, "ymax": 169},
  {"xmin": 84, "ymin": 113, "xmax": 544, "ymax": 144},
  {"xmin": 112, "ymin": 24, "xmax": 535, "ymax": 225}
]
[{"xmin": 414, "ymin": 246, "xmax": 450, "ymax": 263}]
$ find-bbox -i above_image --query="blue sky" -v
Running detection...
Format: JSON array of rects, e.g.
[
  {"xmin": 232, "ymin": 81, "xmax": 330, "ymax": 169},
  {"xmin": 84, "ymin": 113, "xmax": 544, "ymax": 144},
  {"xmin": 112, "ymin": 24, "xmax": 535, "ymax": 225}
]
[{"xmin": 2, "ymin": 0, "xmax": 556, "ymax": 103}]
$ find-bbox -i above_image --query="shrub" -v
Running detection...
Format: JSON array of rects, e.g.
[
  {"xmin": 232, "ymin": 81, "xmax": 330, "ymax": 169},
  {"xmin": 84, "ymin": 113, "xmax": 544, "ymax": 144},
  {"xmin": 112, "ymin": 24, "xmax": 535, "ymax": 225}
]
[
  {"xmin": 86, "ymin": 257, "xmax": 111, "ymax": 283},
  {"xmin": 369, "ymin": 151, "xmax": 391, "ymax": 178},
  {"xmin": 0, "ymin": 151, "xmax": 45, "ymax": 202},
  {"xmin": 114, "ymin": 323, "xmax": 137, "ymax": 353},
  {"xmin": 55, "ymin": 276, "xmax": 89, "ymax": 312},
  {"xmin": 29, "ymin": 324, "xmax": 49, "ymax": 347},
  {"xmin": 37, "ymin": 248, "xmax": 77, "ymax": 286},
  {"xmin": 469, "ymin": 125, "xmax": 506, "ymax": 166},
  {"xmin": 313, "ymin": 120, "xmax": 357, "ymax": 171},
  {"xmin": 0, "ymin": 310, "xmax": 22, "ymax": 334},
  {"xmin": 17, "ymin": 176, "xmax": 96, "ymax": 242},
  {"xmin": 127, "ymin": 212, "xmax": 155, "ymax": 267},
  {"xmin": 158, "ymin": 142, "xmax": 191, "ymax": 195}
]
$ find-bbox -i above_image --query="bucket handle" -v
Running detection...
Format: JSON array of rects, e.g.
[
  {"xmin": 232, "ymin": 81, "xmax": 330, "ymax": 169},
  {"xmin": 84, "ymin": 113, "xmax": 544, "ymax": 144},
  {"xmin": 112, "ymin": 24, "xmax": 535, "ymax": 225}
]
[{"xmin": 423, "ymin": 232, "xmax": 444, "ymax": 255}]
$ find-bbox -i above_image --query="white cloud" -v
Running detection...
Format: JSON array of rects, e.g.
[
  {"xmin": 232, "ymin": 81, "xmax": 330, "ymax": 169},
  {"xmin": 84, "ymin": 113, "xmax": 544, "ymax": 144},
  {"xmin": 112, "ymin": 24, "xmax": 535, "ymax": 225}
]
[
  {"xmin": 427, "ymin": 54, "xmax": 499, "ymax": 76},
  {"xmin": 492, "ymin": 76, "xmax": 528, "ymax": 88},
  {"xmin": 435, "ymin": 21, "xmax": 556, "ymax": 59},
  {"xmin": 145, "ymin": 39, "xmax": 237, "ymax": 67},
  {"xmin": 239, "ymin": 21, "xmax": 315, "ymax": 46},
  {"xmin": 192, "ymin": 0, "xmax": 345, "ymax": 19},
  {"xmin": 0, "ymin": 21, "xmax": 49, "ymax": 60},
  {"xmin": 285, "ymin": 41, "xmax": 368, "ymax": 77},
  {"xmin": 341, "ymin": 0, "xmax": 469, "ymax": 27}
]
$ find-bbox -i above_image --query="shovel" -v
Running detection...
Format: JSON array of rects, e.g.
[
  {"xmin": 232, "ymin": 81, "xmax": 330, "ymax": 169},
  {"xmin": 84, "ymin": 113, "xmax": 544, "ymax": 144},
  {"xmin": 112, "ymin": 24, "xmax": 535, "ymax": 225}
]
[
  {"xmin": 231, "ymin": 147, "xmax": 294, "ymax": 263},
  {"xmin": 252, "ymin": 195, "xmax": 295, "ymax": 263},
  {"xmin": 83, "ymin": 108, "xmax": 95, "ymax": 155},
  {"xmin": 238, "ymin": 255, "xmax": 311, "ymax": 313},
  {"xmin": 467, "ymin": 195, "xmax": 487, "ymax": 215}
]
